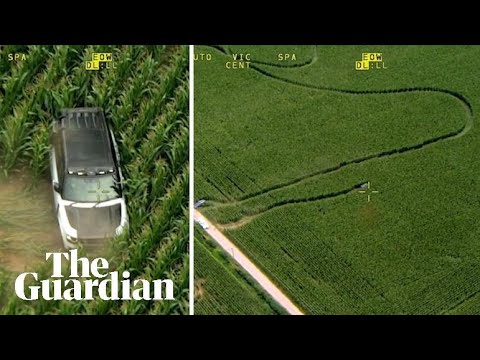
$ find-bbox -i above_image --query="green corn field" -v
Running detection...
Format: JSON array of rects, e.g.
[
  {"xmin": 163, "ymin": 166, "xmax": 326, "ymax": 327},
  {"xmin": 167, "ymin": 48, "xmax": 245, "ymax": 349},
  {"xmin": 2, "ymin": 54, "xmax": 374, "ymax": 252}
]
[
  {"xmin": 194, "ymin": 45, "xmax": 480, "ymax": 314},
  {"xmin": 194, "ymin": 227, "xmax": 285, "ymax": 315},
  {"xmin": 0, "ymin": 45, "xmax": 189, "ymax": 314}
]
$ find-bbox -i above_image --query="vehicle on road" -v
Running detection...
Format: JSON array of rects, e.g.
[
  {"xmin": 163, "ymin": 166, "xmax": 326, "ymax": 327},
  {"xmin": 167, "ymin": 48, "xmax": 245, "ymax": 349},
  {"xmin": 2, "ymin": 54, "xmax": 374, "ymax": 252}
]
[
  {"xmin": 198, "ymin": 219, "xmax": 209, "ymax": 230},
  {"xmin": 194, "ymin": 199, "xmax": 206, "ymax": 208},
  {"xmin": 50, "ymin": 108, "xmax": 128, "ymax": 249}
]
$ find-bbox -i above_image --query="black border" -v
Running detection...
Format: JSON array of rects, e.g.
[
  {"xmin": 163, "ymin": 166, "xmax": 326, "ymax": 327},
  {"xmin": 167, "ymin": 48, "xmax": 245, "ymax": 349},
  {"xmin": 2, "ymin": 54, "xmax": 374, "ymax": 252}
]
[{"xmin": 2, "ymin": 16, "xmax": 479, "ymax": 44}]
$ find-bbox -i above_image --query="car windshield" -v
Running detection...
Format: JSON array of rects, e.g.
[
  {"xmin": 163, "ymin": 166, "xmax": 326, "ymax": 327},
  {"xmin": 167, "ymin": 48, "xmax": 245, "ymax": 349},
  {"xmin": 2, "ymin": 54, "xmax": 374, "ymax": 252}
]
[{"xmin": 63, "ymin": 175, "xmax": 120, "ymax": 203}]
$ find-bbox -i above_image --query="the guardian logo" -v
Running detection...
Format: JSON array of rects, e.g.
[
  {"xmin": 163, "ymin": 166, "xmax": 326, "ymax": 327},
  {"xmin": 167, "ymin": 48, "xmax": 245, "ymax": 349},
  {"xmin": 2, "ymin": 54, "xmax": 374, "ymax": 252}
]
[{"xmin": 14, "ymin": 250, "xmax": 174, "ymax": 301}]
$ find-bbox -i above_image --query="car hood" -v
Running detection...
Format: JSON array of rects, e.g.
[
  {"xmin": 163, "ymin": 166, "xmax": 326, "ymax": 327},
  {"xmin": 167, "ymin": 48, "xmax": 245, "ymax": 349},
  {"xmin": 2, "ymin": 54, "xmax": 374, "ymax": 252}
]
[{"xmin": 65, "ymin": 204, "xmax": 121, "ymax": 239}]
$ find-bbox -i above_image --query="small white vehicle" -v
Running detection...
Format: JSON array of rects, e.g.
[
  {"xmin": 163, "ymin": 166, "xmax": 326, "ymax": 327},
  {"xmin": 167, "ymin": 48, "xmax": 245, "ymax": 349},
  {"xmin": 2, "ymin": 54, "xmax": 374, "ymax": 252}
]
[
  {"xmin": 50, "ymin": 108, "xmax": 129, "ymax": 249},
  {"xmin": 198, "ymin": 219, "xmax": 209, "ymax": 230}
]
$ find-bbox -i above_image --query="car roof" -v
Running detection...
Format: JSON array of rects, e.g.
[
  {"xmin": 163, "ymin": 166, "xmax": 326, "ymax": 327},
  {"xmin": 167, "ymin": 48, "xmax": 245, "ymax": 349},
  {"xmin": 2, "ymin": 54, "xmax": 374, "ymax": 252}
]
[{"xmin": 58, "ymin": 108, "xmax": 116, "ymax": 174}]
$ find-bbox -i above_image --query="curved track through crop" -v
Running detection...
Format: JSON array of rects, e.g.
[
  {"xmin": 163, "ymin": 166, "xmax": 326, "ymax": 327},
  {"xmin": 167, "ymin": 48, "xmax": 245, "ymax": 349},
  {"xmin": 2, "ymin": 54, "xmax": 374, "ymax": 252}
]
[{"xmin": 203, "ymin": 45, "xmax": 474, "ymax": 228}]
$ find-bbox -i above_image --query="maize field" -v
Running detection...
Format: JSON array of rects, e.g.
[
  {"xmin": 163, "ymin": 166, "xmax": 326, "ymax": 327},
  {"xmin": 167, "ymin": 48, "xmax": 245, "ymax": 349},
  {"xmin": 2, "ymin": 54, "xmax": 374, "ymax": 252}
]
[{"xmin": 0, "ymin": 45, "xmax": 189, "ymax": 314}]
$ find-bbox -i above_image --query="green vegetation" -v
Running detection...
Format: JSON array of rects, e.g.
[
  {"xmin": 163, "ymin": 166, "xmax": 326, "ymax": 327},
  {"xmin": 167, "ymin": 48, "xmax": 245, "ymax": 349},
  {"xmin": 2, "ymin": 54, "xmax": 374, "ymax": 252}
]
[
  {"xmin": 194, "ymin": 228, "xmax": 284, "ymax": 315},
  {"xmin": 0, "ymin": 267, "xmax": 10, "ymax": 308},
  {"xmin": 195, "ymin": 45, "xmax": 480, "ymax": 314},
  {"xmin": 0, "ymin": 45, "xmax": 189, "ymax": 314}
]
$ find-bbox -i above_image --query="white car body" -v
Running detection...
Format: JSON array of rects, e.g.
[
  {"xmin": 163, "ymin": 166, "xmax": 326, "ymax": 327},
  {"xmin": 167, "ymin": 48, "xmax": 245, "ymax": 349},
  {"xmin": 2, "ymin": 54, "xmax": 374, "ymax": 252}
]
[
  {"xmin": 50, "ymin": 109, "xmax": 128, "ymax": 249},
  {"xmin": 198, "ymin": 219, "xmax": 209, "ymax": 230}
]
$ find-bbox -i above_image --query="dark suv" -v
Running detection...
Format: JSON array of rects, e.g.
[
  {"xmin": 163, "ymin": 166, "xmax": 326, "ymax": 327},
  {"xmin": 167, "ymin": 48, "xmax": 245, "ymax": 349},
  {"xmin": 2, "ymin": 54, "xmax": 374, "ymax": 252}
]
[{"xmin": 49, "ymin": 108, "xmax": 128, "ymax": 249}]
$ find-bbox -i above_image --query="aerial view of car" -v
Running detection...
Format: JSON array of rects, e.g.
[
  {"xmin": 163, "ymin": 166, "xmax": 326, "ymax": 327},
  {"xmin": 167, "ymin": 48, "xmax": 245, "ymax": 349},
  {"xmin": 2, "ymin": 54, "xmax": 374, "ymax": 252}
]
[
  {"xmin": 49, "ymin": 108, "xmax": 129, "ymax": 249},
  {"xmin": 198, "ymin": 219, "xmax": 209, "ymax": 230}
]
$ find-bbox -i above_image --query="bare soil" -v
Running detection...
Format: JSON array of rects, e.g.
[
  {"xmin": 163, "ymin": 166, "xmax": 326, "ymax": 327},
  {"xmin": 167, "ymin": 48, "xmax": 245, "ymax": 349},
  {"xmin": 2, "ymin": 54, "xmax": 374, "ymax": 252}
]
[
  {"xmin": 195, "ymin": 278, "xmax": 206, "ymax": 300},
  {"xmin": 0, "ymin": 172, "xmax": 62, "ymax": 273}
]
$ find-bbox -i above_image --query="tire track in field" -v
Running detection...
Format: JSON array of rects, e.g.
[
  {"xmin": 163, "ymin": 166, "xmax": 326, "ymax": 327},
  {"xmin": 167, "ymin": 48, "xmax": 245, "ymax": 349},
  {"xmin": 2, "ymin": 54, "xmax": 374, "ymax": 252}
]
[
  {"xmin": 202, "ymin": 45, "xmax": 474, "ymax": 227},
  {"xmin": 198, "ymin": 47, "xmax": 476, "ymax": 312},
  {"xmin": 220, "ymin": 181, "xmax": 364, "ymax": 230},
  {"xmin": 212, "ymin": 110, "xmax": 471, "ymax": 226},
  {"xmin": 211, "ymin": 93, "xmax": 472, "ymax": 226},
  {"xmin": 237, "ymin": 77, "xmax": 473, "ymax": 202}
]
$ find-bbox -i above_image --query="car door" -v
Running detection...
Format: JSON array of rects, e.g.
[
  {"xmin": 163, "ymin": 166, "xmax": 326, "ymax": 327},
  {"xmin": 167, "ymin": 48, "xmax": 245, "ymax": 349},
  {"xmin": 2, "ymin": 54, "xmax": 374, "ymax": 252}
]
[{"xmin": 50, "ymin": 127, "xmax": 64, "ymax": 213}]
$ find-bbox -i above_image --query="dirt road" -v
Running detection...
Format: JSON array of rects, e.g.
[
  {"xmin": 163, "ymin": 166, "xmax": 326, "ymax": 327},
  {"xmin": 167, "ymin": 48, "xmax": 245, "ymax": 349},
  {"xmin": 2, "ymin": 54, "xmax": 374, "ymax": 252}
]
[
  {"xmin": 0, "ymin": 173, "xmax": 63, "ymax": 272},
  {"xmin": 194, "ymin": 209, "xmax": 304, "ymax": 315}
]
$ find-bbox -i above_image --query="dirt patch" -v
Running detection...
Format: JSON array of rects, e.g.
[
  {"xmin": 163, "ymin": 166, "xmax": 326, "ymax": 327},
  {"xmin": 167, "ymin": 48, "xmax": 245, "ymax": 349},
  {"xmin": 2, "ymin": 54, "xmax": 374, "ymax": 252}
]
[
  {"xmin": 0, "ymin": 172, "xmax": 62, "ymax": 273},
  {"xmin": 220, "ymin": 215, "xmax": 256, "ymax": 230},
  {"xmin": 359, "ymin": 203, "xmax": 378, "ymax": 227},
  {"xmin": 195, "ymin": 278, "xmax": 206, "ymax": 301}
]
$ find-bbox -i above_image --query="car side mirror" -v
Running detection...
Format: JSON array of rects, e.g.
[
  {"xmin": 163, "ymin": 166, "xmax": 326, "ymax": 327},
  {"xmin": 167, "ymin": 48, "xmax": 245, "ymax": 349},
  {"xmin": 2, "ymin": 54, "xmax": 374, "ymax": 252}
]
[
  {"xmin": 53, "ymin": 182, "xmax": 61, "ymax": 193},
  {"xmin": 113, "ymin": 174, "xmax": 122, "ymax": 189}
]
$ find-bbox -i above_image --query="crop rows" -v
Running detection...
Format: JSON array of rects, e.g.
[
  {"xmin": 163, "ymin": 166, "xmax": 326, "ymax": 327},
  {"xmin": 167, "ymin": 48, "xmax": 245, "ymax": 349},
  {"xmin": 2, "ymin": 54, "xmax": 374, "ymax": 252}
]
[
  {"xmin": 194, "ymin": 45, "xmax": 480, "ymax": 314},
  {"xmin": 0, "ymin": 45, "xmax": 189, "ymax": 314},
  {"xmin": 194, "ymin": 228, "xmax": 282, "ymax": 315},
  {"xmin": 195, "ymin": 145, "xmax": 262, "ymax": 201},
  {"xmin": 400, "ymin": 262, "xmax": 480, "ymax": 314},
  {"xmin": 195, "ymin": 46, "xmax": 470, "ymax": 203},
  {"xmin": 225, "ymin": 206, "xmax": 402, "ymax": 314}
]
